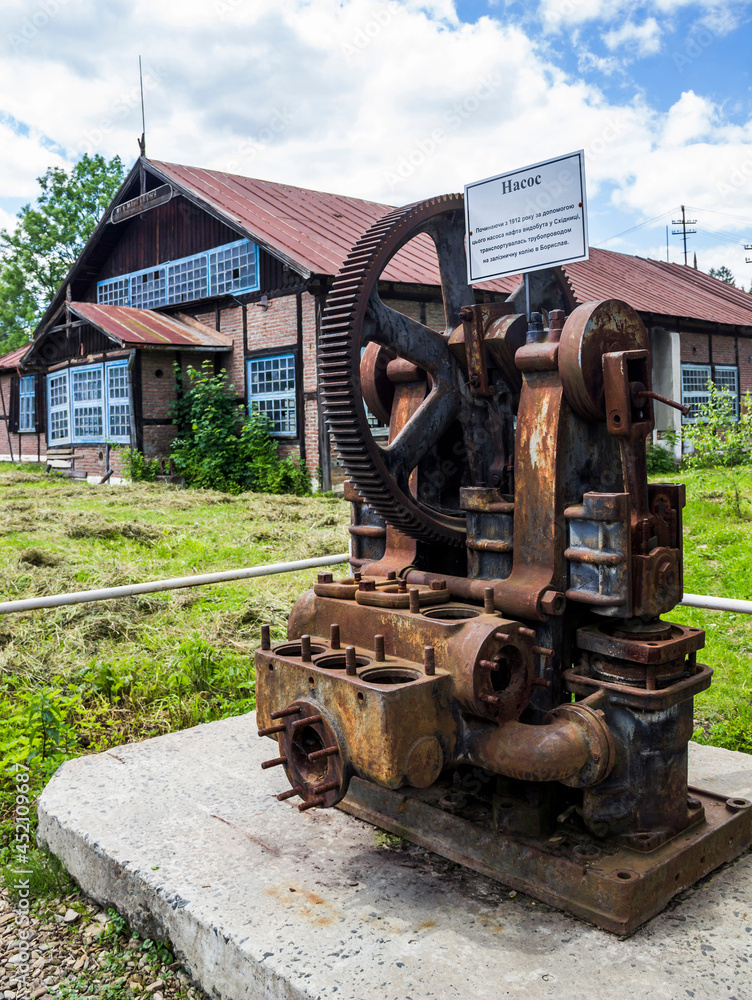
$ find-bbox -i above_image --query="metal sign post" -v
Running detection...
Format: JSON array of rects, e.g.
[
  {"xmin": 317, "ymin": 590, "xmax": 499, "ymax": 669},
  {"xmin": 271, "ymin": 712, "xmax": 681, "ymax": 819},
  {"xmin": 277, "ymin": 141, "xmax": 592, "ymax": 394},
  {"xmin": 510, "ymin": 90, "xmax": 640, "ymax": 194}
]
[{"xmin": 464, "ymin": 150, "xmax": 589, "ymax": 292}]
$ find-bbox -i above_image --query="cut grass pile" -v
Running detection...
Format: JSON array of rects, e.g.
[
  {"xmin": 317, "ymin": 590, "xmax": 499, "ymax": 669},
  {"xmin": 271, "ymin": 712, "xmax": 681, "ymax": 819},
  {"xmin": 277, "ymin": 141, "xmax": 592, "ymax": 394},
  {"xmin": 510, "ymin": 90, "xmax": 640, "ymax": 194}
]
[{"xmin": 0, "ymin": 466, "xmax": 350, "ymax": 873}]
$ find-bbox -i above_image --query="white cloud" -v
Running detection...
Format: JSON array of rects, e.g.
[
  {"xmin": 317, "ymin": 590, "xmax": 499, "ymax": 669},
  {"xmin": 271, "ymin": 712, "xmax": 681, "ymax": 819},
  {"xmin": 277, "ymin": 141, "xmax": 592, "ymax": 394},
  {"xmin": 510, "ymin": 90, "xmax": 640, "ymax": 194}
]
[
  {"xmin": 603, "ymin": 17, "xmax": 662, "ymax": 56},
  {"xmin": 0, "ymin": 0, "xmax": 749, "ymax": 271}
]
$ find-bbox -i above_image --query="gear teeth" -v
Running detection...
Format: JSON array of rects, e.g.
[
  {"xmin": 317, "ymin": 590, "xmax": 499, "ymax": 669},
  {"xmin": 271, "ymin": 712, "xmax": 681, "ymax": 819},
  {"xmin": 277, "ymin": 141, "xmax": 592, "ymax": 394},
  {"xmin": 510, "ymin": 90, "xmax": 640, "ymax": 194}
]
[{"xmin": 319, "ymin": 197, "xmax": 467, "ymax": 547}]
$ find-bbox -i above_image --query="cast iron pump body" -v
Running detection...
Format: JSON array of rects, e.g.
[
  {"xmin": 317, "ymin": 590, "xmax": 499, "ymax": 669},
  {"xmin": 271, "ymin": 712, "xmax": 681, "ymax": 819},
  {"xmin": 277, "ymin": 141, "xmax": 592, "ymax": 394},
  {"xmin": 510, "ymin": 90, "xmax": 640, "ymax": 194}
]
[{"xmin": 255, "ymin": 195, "xmax": 751, "ymax": 935}]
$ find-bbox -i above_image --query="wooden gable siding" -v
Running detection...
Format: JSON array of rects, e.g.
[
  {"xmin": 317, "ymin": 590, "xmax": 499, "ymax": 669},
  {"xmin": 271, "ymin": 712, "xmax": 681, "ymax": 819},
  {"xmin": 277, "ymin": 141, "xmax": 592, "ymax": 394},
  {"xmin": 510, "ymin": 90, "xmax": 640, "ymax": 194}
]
[
  {"xmin": 81, "ymin": 195, "xmax": 303, "ymax": 303},
  {"xmin": 32, "ymin": 325, "xmax": 119, "ymax": 368}
]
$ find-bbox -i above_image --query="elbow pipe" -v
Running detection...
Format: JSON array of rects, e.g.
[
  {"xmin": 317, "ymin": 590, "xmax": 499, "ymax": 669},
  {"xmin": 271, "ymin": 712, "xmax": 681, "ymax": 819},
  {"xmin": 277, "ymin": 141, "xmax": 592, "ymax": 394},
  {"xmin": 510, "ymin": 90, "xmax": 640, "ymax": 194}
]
[{"xmin": 463, "ymin": 702, "xmax": 614, "ymax": 788}]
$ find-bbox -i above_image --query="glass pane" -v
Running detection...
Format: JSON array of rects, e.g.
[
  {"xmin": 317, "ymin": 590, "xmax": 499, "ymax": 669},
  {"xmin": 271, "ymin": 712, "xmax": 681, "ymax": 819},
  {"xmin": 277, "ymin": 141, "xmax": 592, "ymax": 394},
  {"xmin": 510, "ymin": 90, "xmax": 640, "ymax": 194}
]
[{"xmin": 72, "ymin": 368, "xmax": 103, "ymax": 402}]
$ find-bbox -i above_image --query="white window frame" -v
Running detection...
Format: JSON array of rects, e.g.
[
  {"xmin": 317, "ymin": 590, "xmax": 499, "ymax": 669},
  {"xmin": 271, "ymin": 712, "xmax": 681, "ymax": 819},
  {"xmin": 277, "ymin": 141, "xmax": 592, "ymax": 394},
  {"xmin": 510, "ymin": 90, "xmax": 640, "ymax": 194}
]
[
  {"xmin": 70, "ymin": 363, "xmax": 105, "ymax": 444},
  {"xmin": 47, "ymin": 362, "xmax": 132, "ymax": 446},
  {"xmin": 19, "ymin": 376, "xmax": 36, "ymax": 433},
  {"xmin": 105, "ymin": 361, "xmax": 131, "ymax": 444},
  {"xmin": 47, "ymin": 371, "xmax": 71, "ymax": 445},
  {"xmin": 96, "ymin": 239, "xmax": 260, "ymax": 308},
  {"xmin": 681, "ymin": 363, "xmax": 739, "ymax": 423},
  {"xmin": 247, "ymin": 353, "xmax": 297, "ymax": 437}
]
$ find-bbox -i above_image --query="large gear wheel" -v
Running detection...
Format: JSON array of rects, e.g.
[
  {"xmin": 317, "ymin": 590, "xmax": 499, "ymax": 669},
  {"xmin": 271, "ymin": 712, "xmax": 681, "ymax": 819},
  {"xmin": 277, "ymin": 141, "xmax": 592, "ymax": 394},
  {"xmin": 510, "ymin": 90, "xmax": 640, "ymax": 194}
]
[{"xmin": 319, "ymin": 195, "xmax": 478, "ymax": 546}]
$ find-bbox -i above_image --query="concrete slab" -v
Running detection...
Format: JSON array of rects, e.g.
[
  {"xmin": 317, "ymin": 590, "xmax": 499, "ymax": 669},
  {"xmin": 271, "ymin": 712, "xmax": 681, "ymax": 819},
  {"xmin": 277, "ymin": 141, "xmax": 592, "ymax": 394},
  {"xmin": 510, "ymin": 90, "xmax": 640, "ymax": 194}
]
[{"xmin": 38, "ymin": 715, "xmax": 752, "ymax": 1000}]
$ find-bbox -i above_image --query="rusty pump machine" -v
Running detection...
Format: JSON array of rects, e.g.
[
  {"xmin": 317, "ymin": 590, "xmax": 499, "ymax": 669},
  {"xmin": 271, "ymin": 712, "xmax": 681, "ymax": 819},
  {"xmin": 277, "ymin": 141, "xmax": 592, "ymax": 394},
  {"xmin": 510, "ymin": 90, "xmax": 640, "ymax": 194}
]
[{"xmin": 255, "ymin": 196, "xmax": 752, "ymax": 934}]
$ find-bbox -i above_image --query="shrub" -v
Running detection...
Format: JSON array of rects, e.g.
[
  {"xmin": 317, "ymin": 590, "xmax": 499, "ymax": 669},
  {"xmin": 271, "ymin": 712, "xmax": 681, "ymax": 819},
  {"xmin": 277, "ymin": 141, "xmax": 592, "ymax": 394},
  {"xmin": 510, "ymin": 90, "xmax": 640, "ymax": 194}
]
[
  {"xmin": 118, "ymin": 447, "xmax": 160, "ymax": 482},
  {"xmin": 169, "ymin": 361, "xmax": 311, "ymax": 495}
]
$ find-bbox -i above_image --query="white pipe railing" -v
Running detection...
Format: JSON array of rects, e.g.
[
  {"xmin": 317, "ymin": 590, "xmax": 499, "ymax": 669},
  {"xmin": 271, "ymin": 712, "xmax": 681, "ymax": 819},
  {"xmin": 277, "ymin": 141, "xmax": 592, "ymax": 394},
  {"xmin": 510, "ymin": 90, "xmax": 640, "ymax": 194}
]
[
  {"xmin": 0, "ymin": 557, "xmax": 747, "ymax": 618},
  {"xmin": 680, "ymin": 593, "xmax": 752, "ymax": 615},
  {"xmin": 0, "ymin": 553, "xmax": 350, "ymax": 615}
]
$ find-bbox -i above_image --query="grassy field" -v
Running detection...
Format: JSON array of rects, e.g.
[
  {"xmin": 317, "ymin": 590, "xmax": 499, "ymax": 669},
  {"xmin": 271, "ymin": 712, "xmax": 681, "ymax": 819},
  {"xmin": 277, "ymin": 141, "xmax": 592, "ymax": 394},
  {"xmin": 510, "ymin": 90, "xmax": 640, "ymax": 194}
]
[
  {"xmin": 0, "ymin": 463, "xmax": 749, "ymax": 996},
  {"xmin": 0, "ymin": 463, "xmax": 750, "ymax": 862}
]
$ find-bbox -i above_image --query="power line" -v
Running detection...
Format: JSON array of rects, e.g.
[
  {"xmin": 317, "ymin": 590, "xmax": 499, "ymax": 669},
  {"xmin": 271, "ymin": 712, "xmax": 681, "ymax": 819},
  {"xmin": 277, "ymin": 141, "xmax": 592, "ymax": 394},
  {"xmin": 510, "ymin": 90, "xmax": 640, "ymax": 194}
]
[
  {"xmin": 671, "ymin": 205, "xmax": 697, "ymax": 266},
  {"xmin": 593, "ymin": 208, "xmax": 676, "ymax": 247}
]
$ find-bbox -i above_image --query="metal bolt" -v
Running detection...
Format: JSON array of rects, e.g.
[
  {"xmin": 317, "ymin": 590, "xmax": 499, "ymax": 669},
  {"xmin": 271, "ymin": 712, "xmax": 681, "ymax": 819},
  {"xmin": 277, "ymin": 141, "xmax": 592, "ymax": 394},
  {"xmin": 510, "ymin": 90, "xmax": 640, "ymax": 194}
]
[
  {"xmin": 330, "ymin": 623, "xmax": 341, "ymax": 649},
  {"xmin": 531, "ymin": 677, "xmax": 553, "ymax": 688},
  {"xmin": 354, "ymin": 571, "xmax": 362, "ymax": 582},
  {"xmin": 358, "ymin": 579, "xmax": 376, "ymax": 592},
  {"xmin": 479, "ymin": 658, "xmax": 500, "ymax": 672},
  {"xmin": 541, "ymin": 590, "xmax": 565, "ymax": 616},
  {"xmin": 276, "ymin": 785, "xmax": 303, "ymax": 801},
  {"xmin": 317, "ymin": 572, "xmax": 333, "ymax": 584},
  {"xmin": 345, "ymin": 646, "xmax": 358, "ymax": 675},
  {"xmin": 532, "ymin": 645, "xmax": 555, "ymax": 658},
  {"xmin": 409, "ymin": 588, "xmax": 420, "ymax": 613},
  {"xmin": 300, "ymin": 634, "xmax": 312, "ymax": 662},
  {"xmin": 397, "ymin": 579, "xmax": 407, "ymax": 593},
  {"xmin": 424, "ymin": 646, "xmax": 436, "ymax": 676},
  {"xmin": 518, "ymin": 627, "xmax": 536, "ymax": 639},
  {"xmin": 308, "ymin": 744, "xmax": 339, "ymax": 762},
  {"xmin": 291, "ymin": 714, "xmax": 322, "ymax": 730},
  {"xmin": 386, "ymin": 571, "xmax": 396, "ymax": 581},
  {"xmin": 483, "ymin": 587, "xmax": 495, "ymax": 614},
  {"xmin": 260, "ymin": 625, "xmax": 271, "ymax": 650},
  {"xmin": 261, "ymin": 755, "xmax": 287, "ymax": 770},
  {"xmin": 299, "ymin": 796, "xmax": 326, "ymax": 812},
  {"xmin": 430, "ymin": 579, "xmax": 447, "ymax": 591},
  {"xmin": 374, "ymin": 634, "xmax": 385, "ymax": 661},
  {"xmin": 257, "ymin": 723, "xmax": 286, "ymax": 737},
  {"xmin": 494, "ymin": 631, "xmax": 510, "ymax": 642},
  {"xmin": 270, "ymin": 706, "xmax": 301, "ymax": 720},
  {"xmin": 315, "ymin": 780, "xmax": 339, "ymax": 794}
]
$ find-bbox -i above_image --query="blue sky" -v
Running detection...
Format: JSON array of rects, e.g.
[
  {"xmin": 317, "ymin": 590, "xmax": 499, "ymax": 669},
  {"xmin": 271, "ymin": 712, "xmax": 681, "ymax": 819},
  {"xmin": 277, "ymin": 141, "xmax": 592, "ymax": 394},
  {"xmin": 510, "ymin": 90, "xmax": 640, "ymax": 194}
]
[{"xmin": 1, "ymin": 0, "xmax": 751, "ymax": 283}]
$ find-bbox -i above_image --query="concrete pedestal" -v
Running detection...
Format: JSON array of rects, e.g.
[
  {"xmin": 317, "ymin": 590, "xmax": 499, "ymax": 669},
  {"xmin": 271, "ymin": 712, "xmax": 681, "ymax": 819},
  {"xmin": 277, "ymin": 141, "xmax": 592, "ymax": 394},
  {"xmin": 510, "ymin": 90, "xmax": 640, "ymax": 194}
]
[{"xmin": 38, "ymin": 714, "xmax": 752, "ymax": 1000}]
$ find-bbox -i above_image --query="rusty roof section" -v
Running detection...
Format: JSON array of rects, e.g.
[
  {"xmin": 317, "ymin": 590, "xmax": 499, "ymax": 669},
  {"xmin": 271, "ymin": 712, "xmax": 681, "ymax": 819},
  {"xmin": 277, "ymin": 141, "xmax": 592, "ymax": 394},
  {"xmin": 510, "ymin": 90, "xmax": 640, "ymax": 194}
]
[
  {"xmin": 562, "ymin": 249, "xmax": 752, "ymax": 328},
  {"xmin": 68, "ymin": 303, "xmax": 233, "ymax": 350},
  {"xmin": 148, "ymin": 160, "xmax": 514, "ymax": 292},
  {"xmin": 0, "ymin": 344, "xmax": 32, "ymax": 371}
]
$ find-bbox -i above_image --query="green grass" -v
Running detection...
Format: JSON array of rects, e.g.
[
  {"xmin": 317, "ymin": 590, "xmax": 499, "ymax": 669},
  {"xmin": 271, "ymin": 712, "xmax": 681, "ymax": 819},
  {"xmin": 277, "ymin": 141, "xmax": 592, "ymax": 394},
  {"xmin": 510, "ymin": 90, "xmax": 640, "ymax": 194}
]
[
  {"xmin": 0, "ymin": 465, "xmax": 350, "ymax": 870},
  {"xmin": 664, "ymin": 467, "xmax": 752, "ymax": 752}
]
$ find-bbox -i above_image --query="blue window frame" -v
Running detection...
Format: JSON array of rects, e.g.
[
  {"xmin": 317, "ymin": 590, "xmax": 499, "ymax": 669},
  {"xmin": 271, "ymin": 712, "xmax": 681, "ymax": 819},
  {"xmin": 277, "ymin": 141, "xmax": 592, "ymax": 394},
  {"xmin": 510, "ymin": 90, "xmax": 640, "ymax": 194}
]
[
  {"xmin": 97, "ymin": 239, "xmax": 259, "ymax": 308},
  {"xmin": 681, "ymin": 364, "xmax": 739, "ymax": 423},
  {"xmin": 247, "ymin": 354, "xmax": 296, "ymax": 437},
  {"xmin": 46, "ymin": 361, "xmax": 130, "ymax": 445},
  {"xmin": 19, "ymin": 376, "xmax": 36, "ymax": 433}
]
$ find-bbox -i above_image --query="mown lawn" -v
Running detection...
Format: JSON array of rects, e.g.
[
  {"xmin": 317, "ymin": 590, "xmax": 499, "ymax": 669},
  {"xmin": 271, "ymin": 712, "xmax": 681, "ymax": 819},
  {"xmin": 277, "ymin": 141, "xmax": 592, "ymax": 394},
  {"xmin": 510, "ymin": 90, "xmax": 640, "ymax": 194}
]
[{"xmin": 0, "ymin": 463, "xmax": 750, "ymax": 863}]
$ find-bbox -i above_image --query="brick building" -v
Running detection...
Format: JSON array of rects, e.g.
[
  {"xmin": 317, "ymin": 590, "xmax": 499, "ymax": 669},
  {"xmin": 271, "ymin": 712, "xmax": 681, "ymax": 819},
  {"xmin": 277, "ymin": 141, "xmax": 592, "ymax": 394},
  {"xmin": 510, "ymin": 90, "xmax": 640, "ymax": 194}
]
[{"xmin": 1, "ymin": 156, "xmax": 751, "ymax": 482}]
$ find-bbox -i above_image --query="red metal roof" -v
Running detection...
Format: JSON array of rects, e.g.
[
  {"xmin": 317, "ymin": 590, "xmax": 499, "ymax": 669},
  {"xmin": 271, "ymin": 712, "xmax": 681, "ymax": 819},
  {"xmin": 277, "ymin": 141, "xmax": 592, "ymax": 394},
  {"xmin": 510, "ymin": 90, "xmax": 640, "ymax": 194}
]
[
  {"xmin": 148, "ymin": 162, "xmax": 752, "ymax": 328},
  {"xmin": 68, "ymin": 303, "xmax": 233, "ymax": 349},
  {"xmin": 149, "ymin": 160, "xmax": 513, "ymax": 292},
  {"xmin": 0, "ymin": 344, "xmax": 32, "ymax": 371}
]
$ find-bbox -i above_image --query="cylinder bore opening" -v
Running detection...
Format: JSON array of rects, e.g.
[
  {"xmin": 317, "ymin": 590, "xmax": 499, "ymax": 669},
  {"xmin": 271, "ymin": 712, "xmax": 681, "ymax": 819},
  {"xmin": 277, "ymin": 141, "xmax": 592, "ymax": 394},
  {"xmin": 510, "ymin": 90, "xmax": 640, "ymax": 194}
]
[
  {"xmin": 274, "ymin": 642, "xmax": 326, "ymax": 658},
  {"xmin": 491, "ymin": 645, "xmax": 522, "ymax": 693},
  {"xmin": 314, "ymin": 653, "xmax": 371, "ymax": 670},
  {"xmin": 290, "ymin": 725, "xmax": 328, "ymax": 782},
  {"xmin": 360, "ymin": 666, "xmax": 422, "ymax": 685},
  {"xmin": 422, "ymin": 605, "xmax": 481, "ymax": 621}
]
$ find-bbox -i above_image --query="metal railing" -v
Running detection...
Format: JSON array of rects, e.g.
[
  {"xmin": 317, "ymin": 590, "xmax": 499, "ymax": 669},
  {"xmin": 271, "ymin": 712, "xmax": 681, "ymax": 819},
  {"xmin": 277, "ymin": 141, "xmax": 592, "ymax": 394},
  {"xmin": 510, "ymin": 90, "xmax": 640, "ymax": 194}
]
[{"xmin": 0, "ymin": 555, "xmax": 748, "ymax": 617}]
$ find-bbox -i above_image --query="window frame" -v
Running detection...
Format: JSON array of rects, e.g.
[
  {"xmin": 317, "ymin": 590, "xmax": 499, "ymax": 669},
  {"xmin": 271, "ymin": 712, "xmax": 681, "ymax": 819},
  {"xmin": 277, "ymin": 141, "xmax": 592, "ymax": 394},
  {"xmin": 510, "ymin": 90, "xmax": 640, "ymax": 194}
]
[
  {"xmin": 46, "ymin": 361, "xmax": 132, "ymax": 446},
  {"xmin": 681, "ymin": 363, "xmax": 740, "ymax": 423},
  {"xmin": 247, "ymin": 352, "xmax": 297, "ymax": 438},
  {"xmin": 18, "ymin": 375, "xmax": 36, "ymax": 433},
  {"xmin": 96, "ymin": 239, "xmax": 260, "ymax": 309}
]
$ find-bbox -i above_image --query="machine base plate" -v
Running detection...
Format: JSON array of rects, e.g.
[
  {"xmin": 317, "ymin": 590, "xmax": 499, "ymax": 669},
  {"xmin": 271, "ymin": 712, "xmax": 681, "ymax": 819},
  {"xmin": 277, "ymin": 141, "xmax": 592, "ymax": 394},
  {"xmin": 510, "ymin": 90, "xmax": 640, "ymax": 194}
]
[{"xmin": 338, "ymin": 777, "xmax": 752, "ymax": 936}]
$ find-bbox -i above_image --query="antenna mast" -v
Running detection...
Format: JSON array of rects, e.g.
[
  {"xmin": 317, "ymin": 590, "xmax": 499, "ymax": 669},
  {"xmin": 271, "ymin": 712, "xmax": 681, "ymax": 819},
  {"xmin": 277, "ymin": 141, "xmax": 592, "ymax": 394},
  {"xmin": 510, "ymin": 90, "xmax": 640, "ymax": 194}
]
[{"xmin": 138, "ymin": 55, "xmax": 146, "ymax": 158}]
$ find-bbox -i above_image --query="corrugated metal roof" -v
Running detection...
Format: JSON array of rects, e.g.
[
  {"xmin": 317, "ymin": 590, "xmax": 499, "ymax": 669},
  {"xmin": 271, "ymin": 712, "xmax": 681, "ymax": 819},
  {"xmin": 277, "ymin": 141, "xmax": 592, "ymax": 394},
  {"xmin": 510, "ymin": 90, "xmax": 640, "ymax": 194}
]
[
  {"xmin": 68, "ymin": 303, "xmax": 233, "ymax": 349},
  {"xmin": 149, "ymin": 160, "xmax": 514, "ymax": 292},
  {"xmin": 563, "ymin": 249, "xmax": 752, "ymax": 328},
  {"xmin": 0, "ymin": 344, "xmax": 32, "ymax": 371}
]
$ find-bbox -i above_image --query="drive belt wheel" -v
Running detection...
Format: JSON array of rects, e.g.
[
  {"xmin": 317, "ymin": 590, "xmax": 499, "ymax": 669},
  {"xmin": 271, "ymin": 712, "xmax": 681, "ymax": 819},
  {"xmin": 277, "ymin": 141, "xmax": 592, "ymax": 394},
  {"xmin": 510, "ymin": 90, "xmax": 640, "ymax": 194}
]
[{"xmin": 319, "ymin": 195, "xmax": 476, "ymax": 545}]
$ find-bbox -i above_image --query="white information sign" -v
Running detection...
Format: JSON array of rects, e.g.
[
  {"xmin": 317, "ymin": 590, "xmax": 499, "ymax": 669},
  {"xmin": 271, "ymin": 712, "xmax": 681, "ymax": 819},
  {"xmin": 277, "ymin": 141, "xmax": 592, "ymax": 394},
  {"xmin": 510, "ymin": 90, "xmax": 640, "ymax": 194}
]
[{"xmin": 464, "ymin": 151, "xmax": 589, "ymax": 284}]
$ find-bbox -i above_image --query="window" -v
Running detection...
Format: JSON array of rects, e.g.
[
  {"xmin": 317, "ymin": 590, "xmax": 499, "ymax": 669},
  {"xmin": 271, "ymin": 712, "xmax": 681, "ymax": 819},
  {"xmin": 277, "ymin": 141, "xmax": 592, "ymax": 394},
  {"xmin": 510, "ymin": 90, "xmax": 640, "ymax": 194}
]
[
  {"xmin": 97, "ymin": 239, "xmax": 259, "ymax": 309},
  {"xmin": 247, "ymin": 354, "xmax": 296, "ymax": 436},
  {"xmin": 19, "ymin": 376, "xmax": 35, "ymax": 433},
  {"xmin": 46, "ymin": 362, "xmax": 130, "ymax": 445},
  {"xmin": 681, "ymin": 364, "xmax": 739, "ymax": 422}
]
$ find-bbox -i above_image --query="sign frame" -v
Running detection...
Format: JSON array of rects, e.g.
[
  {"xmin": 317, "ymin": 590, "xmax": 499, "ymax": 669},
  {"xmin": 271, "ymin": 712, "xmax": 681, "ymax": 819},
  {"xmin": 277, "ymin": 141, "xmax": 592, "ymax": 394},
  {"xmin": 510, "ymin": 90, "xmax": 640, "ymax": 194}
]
[{"xmin": 464, "ymin": 150, "xmax": 589, "ymax": 284}]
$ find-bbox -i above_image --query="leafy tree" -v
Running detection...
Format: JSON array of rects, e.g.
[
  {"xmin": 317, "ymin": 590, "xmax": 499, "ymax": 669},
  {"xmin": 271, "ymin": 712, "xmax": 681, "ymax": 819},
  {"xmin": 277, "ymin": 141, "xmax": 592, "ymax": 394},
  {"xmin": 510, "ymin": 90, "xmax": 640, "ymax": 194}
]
[
  {"xmin": 170, "ymin": 361, "xmax": 311, "ymax": 495},
  {"xmin": 0, "ymin": 154, "xmax": 126, "ymax": 351},
  {"xmin": 708, "ymin": 265, "xmax": 736, "ymax": 286}
]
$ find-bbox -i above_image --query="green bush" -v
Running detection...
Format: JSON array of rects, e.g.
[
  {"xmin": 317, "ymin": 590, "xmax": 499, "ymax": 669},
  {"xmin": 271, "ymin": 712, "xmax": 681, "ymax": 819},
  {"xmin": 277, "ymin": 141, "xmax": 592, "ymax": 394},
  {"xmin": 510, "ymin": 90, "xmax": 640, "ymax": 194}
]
[
  {"xmin": 169, "ymin": 362, "xmax": 311, "ymax": 495},
  {"xmin": 118, "ymin": 447, "xmax": 161, "ymax": 482},
  {"xmin": 646, "ymin": 443, "xmax": 678, "ymax": 474}
]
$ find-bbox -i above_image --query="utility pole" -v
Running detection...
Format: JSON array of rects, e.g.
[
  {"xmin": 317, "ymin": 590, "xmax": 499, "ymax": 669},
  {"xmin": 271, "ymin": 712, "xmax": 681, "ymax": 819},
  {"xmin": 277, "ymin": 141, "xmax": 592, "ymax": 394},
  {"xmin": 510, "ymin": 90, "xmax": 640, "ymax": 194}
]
[
  {"xmin": 671, "ymin": 205, "xmax": 697, "ymax": 266},
  {"xmin": 746, "ymin": 244, "xmax": 752, "ymax": 264}
]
